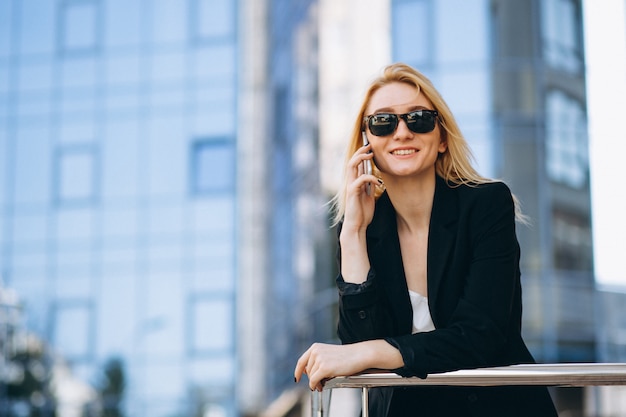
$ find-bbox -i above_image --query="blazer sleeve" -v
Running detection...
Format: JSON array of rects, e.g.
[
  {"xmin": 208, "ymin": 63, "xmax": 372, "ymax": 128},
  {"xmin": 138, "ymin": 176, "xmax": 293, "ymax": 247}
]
[
  {"xmin": 334, "ymin": 223, "xmax": 396, "ymax": 344},
  {"xmin": 385, "ymin": 183, "xmax": 526, "ymax": 378}
]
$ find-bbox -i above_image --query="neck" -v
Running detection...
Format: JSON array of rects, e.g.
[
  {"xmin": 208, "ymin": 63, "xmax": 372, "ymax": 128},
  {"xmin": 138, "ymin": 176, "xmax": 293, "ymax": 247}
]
[{"xmin": 383, "ymin": 172, "xmax": 437, "ymax": 233}]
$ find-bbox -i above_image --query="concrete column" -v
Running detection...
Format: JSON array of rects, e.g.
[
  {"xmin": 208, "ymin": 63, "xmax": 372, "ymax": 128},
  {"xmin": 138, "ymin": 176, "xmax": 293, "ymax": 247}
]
[{"xmin": 237, "ymin": 0, "xmax": 270, "ymax": 413}]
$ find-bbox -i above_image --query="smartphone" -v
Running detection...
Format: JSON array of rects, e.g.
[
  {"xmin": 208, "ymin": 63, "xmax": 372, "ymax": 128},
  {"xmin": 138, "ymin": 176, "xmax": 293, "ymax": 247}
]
[{"xmin": 361, "ymin": 131, "xmax": 372, "ymax": 195}]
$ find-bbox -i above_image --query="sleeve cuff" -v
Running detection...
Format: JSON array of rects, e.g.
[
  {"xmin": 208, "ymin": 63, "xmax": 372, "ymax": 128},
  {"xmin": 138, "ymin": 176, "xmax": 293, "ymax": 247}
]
[{"xmin": 384, "ymin": 337, "xmax": 428, "ymax": 379}]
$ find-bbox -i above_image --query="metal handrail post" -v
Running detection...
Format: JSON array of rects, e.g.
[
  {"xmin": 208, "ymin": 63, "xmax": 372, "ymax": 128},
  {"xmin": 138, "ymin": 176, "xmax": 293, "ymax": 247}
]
[
  {"xmin": 311, "ymin": 390, "xmax": 322, "ymax": 417},
  {"xmin": 362, "ymin": 387, "xmax": 369, "ymax": 417}
]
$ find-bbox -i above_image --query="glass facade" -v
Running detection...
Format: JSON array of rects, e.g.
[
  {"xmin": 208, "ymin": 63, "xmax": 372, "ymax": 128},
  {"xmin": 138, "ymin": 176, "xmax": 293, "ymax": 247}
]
[{"xmin": 0, "ymin": 0, "xmax": 244, "ymax": 415}]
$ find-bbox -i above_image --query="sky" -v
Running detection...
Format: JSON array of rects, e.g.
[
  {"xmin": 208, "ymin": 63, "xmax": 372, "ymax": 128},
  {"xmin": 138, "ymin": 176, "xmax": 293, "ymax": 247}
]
[{"xmin": 584, "ymin": 0, "xmax": 626, "ymax": 286}]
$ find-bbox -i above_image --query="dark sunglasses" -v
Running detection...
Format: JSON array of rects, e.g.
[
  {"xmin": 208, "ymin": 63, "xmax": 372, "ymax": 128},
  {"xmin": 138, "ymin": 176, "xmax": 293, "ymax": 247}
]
[{"xmin": 363, "ymin": 109, "xmax": 439, "ymax": 137}]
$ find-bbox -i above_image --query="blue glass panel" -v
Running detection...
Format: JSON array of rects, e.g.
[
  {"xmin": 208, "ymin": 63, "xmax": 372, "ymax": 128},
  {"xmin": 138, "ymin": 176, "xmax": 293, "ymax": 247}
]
[
  {"xmin": 541, "ymin": 0, "xmax": 582, "ymax": 73},
  {"xmin": 105, "ymin": 54, "xmax": 142, "ymax": 85},
  {"xmin": 147, "ymin": 115, "xmax": 186, "ymax": 196},
  {"xmin": 437, "ymin": 0, "xmax": 489, "ymax": 63},
  {"xmin": 192, "ymin": 45, "xmax": 236, "ymax": 81},
  {"xmin": 102, "ymin": 209, "xmax": 139, "ymax": 238},
  {"xmin": 101, "ymin": 240, "xmax": 137, "ymax": 268},
  {"xmin": 55, "ymin": 276, "xmax": 92, "ymax": 299},
  {"xmin": 545, "ymin": 90, "xmax": 587, "ymax": 187},
  {"xmin": 53, "ymin": 302, "xmax": 93, "ymax": 360},
  {"xmin": 56, "ymin": 146, "xmax": 97, "ymax": 204},
  {"xmin": 98, "ymin": 273, "xmax": 136, "ymax": 356},
  {"xmin": 393, "ymin": 0, "xmax": 431, "ymax": 65},
  {"xmin": 188, "ymin": 357, "xmax": 235, "ymax": 389},
  {"xmin": 147, "ymin": 205, "xmax": 184, "ymax": 236},
  {"xmin": 12, "ymin": 212, "xmax": 47, "ymax": 243},
  {"xmin": 149, "ymin": 51, "xmax": 186, "ymax": 82},
  {"xmin": 19, "ymin": 0, "xmax": 55, "ymax": 55},
  {"xmin": 17, "ymin": 93, "xmax": 53, "ymax": 118},
  {"xmin": 59, "ymin": 120, "xmax": 96, "ymax": 144},
  {"xmin": 191, "ymin": 197, "xmax": 234, "ymax": 233},
  {"xmin": 194, "ymin": 105, "xmax": 235, "ymax": 137},
  {"xmin": 142, "ymin": 365, "xmax": 186, "ymax": 405},
  {"xmin": 0, "ymin": 62, "xmax": 10, "ymax": 93},
  {"xmin": 144, "ymin": 273, "xmax": 184, "ymax": 356},
  {"xmin": 191, "ymin": 298, "xmax": 232, "ymax": 353},
  {"xmin": 192, "ymin": 266, "xmax": 234, "ymax": 292},
  {"xmin": 104, "ymin": 0, "xmax": 141, "ymax": 48},
  {"xmin": 55, "ymin": 207, "xmax": 94, "ymax": 240},
  {"xmin": 10, "ymin": 244, "xmax": 47, "ymax": 278},
  {"xmin": 0, "ymin": 1, "xmax": 13, "ymax": 58},
  {"xmin": 61, "ymin": 56, "xmax": 97, "ymax": 88},
  {"xmin": 101, "ymin": 121, "xmax": 140, "ymax": 199},
  {"xmin": 191, "ymin": 140, "xmax": 235, "ymax": 194},
  {"xmin": 18, "ymin": 61, "xmax": 53, "ymax": 92},
  {"xmin": 14, "ymin": 126, "xmax": 51, "ymax": 206},
  {"xmin": 151, "ymin": 0, "xmax": 187, "ymax": 44},
  {"xmin": 195, "ymin": 0, "xmax": 233, "ymax": 40},
  {"xmin": 61, "ymin": 1, "xmax": 99, "ymax": 53}
]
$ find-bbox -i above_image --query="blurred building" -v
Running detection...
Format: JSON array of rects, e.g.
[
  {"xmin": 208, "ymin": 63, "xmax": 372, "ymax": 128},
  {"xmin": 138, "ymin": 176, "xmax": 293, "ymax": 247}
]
[
  {"xmin": 2, "ymin": 0, "xmax": 625, "ymax": 417},
  {"xmin": 0, "ymin": 1, "xmax": 329, "ymax": 417}
]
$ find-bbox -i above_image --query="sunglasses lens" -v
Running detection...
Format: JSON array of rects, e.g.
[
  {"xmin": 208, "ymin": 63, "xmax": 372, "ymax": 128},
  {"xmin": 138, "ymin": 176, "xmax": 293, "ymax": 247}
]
[
  {"xmin": 368, "ymin": 114, "xmax": 398, "ymax": 136},
  {"xmin": 365, "ymin": 110, "xmax": 438, "ymax": 136},
  {"xmin": 406, "ymin": 110, "xmax": 437, "ymax": 134}
]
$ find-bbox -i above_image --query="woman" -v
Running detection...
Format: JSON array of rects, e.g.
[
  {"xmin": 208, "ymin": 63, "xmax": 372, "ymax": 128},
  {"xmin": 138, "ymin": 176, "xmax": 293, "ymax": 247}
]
[{"xmin": 294, "ymin": 63, "xmax": 557, "ymax": 416}]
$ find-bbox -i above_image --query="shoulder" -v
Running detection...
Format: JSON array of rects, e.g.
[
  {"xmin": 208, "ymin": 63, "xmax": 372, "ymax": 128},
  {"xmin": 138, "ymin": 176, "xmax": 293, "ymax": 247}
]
[
  {"xmin": 437, "ymin": 179, "xmax": 516, "ymax": 230},
  {"xmin": 448, "ymin": 180, "xmax": 514, "ymax": 208}
]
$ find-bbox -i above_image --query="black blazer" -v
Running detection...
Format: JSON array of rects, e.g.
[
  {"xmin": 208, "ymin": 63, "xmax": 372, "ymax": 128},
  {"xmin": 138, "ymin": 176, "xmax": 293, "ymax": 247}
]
[{"xmin": 336, "ymin": 175, "xmax": 557, "ymax": 417}]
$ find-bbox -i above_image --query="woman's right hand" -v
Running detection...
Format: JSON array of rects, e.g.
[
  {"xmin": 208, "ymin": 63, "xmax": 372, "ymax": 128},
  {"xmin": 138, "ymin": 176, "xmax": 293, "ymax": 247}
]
[
  {"xmin": 342, "ymin": 144, "xmax": 378, "ymax": 234},
  {"xmin": 338, "ymin": 144, "xmax": 378, "ymax": 284}
]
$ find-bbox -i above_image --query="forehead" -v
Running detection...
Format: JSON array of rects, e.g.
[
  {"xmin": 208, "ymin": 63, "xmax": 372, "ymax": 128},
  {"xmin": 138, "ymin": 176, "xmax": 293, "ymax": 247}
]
[{"xmin": 366, "ymin": 82, "xmax": 433, "ymax": 113}]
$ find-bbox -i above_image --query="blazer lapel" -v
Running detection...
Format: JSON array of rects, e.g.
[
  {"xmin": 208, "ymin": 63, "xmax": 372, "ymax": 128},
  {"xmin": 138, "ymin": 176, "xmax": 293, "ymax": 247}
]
[
  {"xmin": 427, "ymin": 176, "xmax": 458, "ymax": 314},
  {"xmin": 367, "ymin": 193, "xmax": 413, "ymax": 334}
]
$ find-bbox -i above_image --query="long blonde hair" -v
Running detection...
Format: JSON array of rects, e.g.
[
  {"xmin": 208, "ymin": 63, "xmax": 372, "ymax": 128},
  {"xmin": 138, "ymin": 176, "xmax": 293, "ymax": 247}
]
[{"xmin": 330, "ymin": 63, "xmax": 497, "ymax": 225}]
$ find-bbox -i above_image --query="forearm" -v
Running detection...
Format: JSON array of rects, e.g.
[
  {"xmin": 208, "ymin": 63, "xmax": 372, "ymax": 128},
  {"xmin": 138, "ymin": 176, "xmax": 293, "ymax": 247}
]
[
  {"xmin": 339, "ymin": 228, "xmax": 370, "ymax": 284},
  {"xmin": 357, "ymin": 339, "xmax": 405, "ymax": 370}
]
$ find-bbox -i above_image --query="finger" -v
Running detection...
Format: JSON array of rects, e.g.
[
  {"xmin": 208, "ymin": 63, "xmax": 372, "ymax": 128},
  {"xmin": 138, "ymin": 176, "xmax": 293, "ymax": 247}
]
[
  {"xmin": 294, "ymin": 350, "xmax": 311, "ymax": 383},
  {"xmin": 347, "ymin": 145, "xmax": 372, "ymax": 171}
]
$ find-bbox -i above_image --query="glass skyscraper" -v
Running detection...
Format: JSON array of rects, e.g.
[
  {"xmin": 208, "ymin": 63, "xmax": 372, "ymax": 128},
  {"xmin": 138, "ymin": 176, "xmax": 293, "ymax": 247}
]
[{"xmin": 0, "ymin": 1, "xmax": 327, "ymax": 416}]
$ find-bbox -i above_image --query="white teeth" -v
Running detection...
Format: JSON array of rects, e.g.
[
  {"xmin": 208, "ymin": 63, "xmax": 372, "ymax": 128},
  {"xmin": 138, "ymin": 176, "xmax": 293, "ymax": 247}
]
[{"xmin": 392, "ymin": 149, "xmax": 416, "ymax": 155}]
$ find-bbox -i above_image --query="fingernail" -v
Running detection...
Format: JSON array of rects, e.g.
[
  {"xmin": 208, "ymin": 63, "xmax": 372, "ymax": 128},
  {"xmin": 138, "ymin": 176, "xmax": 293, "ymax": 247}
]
[{"xmin": 377, "ymin": 178, "xmax": 384, "ymax": 185}]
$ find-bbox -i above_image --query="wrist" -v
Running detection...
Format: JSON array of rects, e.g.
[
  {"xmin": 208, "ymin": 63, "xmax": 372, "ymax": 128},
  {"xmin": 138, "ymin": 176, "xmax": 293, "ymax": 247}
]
[{"xmin": 359, "ymin": 340, "xmax": 404, "ymax": 371}]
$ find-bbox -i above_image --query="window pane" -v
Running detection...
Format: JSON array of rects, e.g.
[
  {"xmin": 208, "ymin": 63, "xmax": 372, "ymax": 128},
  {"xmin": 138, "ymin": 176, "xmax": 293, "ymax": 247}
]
[
  {"xmin": 194, "ymin": 0, "xmax": 233, "ymax": 40},
  {"xmin": 56, "ymin": 146, "xmax": 98, "ymax": 204},
  {"xmin": 541, "ymin": 0, "xmax": 582, "ymax": 72},
  {"xmin": 191, "ymin": 140, "xmax": 235, "ymax": 194},
  {"xmin": 19, "ymin": 0, "xmax": 55, "ymax": 55},
  {"xmin": 190, "ymin": 298, "xmax": 232, "ymax": 354},
  {"xmin": 53, "ymin": 302, "xmax": 93, "ymax": 360},
  {"xmin": 61, "ymin": 1, "xmax": 99, "ymax": 53},
  {"xmin": 393, "ymin": 0, "xmax": 431, "ymax": 65},
  {"xmin": 545, "ymin": 90, "xmax": 588, "ymax": 187}
]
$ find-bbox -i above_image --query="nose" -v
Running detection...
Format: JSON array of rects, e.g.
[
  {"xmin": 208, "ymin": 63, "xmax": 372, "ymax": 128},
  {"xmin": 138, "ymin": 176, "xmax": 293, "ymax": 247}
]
[{"xmin": 393, "ymin": 117, "xmax": 413, "ymax": 140}]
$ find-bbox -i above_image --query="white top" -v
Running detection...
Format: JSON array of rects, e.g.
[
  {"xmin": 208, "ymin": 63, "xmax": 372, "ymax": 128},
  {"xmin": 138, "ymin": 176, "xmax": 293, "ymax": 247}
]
[{"xmin": 408, "ymin": 290, "xmax": 436, "ymax": 334}]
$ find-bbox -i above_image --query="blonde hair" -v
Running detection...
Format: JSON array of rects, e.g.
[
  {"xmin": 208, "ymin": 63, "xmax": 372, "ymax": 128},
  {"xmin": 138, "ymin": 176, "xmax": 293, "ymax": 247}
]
[{"xmin": 330, "ymin": 63, "xmax": 497, "ymax": 225}]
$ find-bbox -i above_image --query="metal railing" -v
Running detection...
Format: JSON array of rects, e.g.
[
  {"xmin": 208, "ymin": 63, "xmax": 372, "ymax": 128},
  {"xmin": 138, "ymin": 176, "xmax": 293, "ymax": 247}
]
[{"xmin": 311, "ymin": 363, "xmax": 626, "ymax": 417}]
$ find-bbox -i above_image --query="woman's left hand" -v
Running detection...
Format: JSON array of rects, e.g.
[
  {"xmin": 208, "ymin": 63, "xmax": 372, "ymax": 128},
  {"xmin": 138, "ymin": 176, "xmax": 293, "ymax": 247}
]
[
  {"xmin": 294, "ymin": 340, "xmax": 404, "ymax": 391},
  {"xmin": 294, "ymin": 343, "xmax": 367, "ymax": 391}
]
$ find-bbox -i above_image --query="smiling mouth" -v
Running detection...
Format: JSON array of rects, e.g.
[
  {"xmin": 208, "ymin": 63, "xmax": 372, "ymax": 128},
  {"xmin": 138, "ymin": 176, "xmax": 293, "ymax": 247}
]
[{"xmin": 391, "ymin": 149, "xmax": 417, "ymax": 156}]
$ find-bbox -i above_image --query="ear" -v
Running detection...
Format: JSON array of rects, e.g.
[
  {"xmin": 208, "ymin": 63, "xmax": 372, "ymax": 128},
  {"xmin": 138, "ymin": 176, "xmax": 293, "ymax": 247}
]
[{"xmin": 438, "ymin": 139, "xmax": 448, "ymax": 154}]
